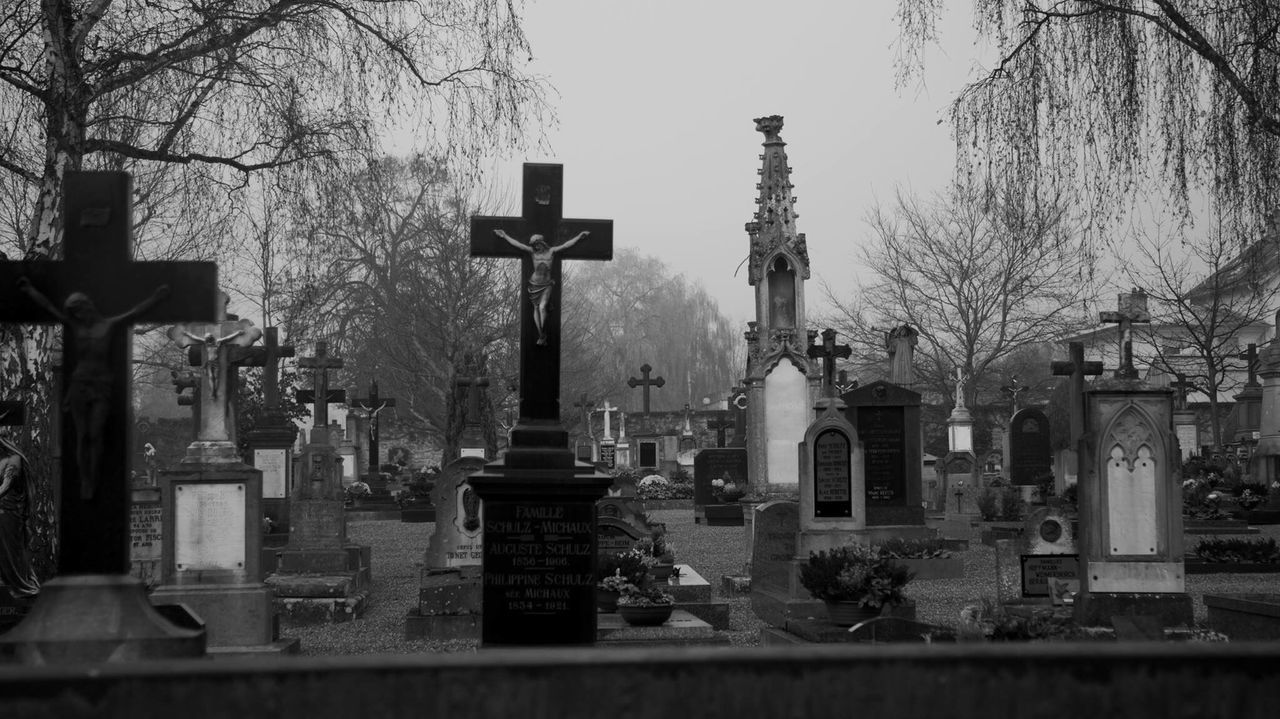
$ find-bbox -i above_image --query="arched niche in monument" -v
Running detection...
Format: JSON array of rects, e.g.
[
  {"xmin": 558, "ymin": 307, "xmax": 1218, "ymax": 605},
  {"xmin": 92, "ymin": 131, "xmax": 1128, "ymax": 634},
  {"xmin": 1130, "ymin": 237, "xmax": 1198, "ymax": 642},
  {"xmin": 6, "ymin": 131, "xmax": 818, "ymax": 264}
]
[
  {"xmin": 1099, "ymin": 405, "xmax": 1164, "ymax": 557},
  {"xmin": 767, "ymin": 256, "xmax": 796, "ymax": 328}
]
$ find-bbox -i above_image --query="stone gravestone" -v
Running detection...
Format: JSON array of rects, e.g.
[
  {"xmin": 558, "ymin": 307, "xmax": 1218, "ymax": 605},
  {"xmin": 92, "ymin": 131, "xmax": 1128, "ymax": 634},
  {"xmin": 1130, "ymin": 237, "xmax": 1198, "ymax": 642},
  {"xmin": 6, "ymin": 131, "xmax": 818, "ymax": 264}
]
[
  {"xmin": 842, "ymin": 380, "xmax": 929, "ymax": 537},
  {"xmin": 0, "ymin": 171, "xmax": 214, "ymax": 662},
  {"xmin": 693, "ymin": 448, "xmax": 748, "ymax": 523},
  {"xmin": 1008, "ymin": 407, "xmax": 1052, "ymax": 488},
  {"xmin": 128, "ymin": 486, "xmax": 163, "ymax": 588},
  {"xmin": 468, "ymin": 162, "xmax": 614, "ymax": 646},
  {"xmin": 748, "ymin": 501, "xmax": 815, "ymax": 628},
  {"xmin": 995, "ymin": 506, "xmax": 1079, "ymax": 607},
  {"xmin": 404, "ymin": 456, "xmax": 487, "ymax": 640}
]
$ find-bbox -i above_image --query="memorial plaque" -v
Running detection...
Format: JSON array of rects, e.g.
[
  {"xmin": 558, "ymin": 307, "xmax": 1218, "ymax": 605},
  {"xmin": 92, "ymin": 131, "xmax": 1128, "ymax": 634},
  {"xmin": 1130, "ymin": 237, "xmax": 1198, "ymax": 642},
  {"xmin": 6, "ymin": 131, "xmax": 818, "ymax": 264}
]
[
  {"xmin": 483, "ymin": 501, "xmax": 596, "ymax": 644},
  {"xmin": 599, "ymin": 443, "xmax": 616, "ymax": 470},
  {"xmin": 693, "ymin": 448, "xmax": 749, "ymax": 506},
  {"xmin": 129, "ymin": 488, "xmax": 163, "ymax": 585},
  {"xmin": 174, "ymin": 483, "xmax": 246, "ymax": 571},
  {"xmin": 813, "ymin": 428, "xmax": 852, "ymax": 517},
  {"xmin": 858, "ymin": 406, "xmax": 906, "ymax": 506},
  {"xmin": 1020, "ymin": 554, "xmax": 1080, "ymax": 599},
  {"xmin": 638, "ymin": 441, "xmax": 658, "ymax": 468},
  {"xmin": 254, "ymin": 448, "xmax": 289, "ymax": 499}
]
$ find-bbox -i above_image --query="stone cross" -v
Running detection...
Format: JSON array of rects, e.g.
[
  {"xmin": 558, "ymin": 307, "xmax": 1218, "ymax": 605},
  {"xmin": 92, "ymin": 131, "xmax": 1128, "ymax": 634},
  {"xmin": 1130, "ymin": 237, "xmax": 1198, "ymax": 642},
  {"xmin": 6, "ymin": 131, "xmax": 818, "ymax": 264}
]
[
  {"xmin": 627, "ymin": 363, "xmax": 665, "ymax": 415},
  {"xmin": 573, "ymin": 393, "xmax": 593, "ymax": 438},
  {"xmin": 806, "ymin": 328, "xmax": 852, "ymax": 398},
  {"xmin": 1239, "ymin": 344, "xmax": 1260, "ymax": 387},
  {"xmin": 1170, "ymin": 372, "xmax": 1195, "ymax": 411},
  {"xmin": 298, "ymin": 341, "xmax": 345, "ymax": 439},
  {"xmin": 455, "ymin": 371, "xmax": 490, "ymax": 427},
  {"xmin": 1050, "ymin": 341, "xmax": 1105, "ymax": 446},
  {"xmin": 707, "ymin": 413, "xmax": 735, "ymax": 448},
  {"xmin": 596, "ymin": 400, "xmax": 618, "ymax": 440},
  {"xmin": 0, "ymin": 171, "xmax": 217, "ymax": 575},
  {"xmin": 1099, "ymin": 288, "xmax": 1150, "ymax": 379},
  {"xmin": 470, "ymin": 163, "xmax": 613, "ymax": 424},
  {"xmin": 351, "ymin": 380, "xmax": 397, "ymax": 475},
  {"xmin": 1001, "ymin": 376, "xmax": 1026, "ymax": 416},
  {"xmin": 171, "ymin": 370, "xmax": 201, "ymax": 438},
  {"xmin": 231, "ymin": 327, "xmax": 294, "ymax": 424}
]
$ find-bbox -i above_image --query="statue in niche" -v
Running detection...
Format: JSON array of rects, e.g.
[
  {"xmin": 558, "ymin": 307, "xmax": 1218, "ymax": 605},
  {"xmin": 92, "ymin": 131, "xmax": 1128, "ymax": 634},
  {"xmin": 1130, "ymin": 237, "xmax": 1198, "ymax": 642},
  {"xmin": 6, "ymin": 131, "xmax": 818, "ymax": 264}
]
[
  {"xmin": 16, "ymin": 278, "xmax": 170, "ymax": 499},
  {"xmin": 492, "ymin": 229, "xmax": 591, "ymax": 345},
  {"xmin": 767, "ymin": 256, "xmax": 796, "ymax": 328}
]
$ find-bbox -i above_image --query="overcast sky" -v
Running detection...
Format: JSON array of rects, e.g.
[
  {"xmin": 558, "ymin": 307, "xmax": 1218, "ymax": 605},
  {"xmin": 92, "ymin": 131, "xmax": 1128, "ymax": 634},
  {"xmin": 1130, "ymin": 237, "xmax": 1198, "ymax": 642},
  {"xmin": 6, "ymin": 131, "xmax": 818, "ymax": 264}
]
[{"xmin": 477, "ymin": 2, "xmax": 987, "ymax": 328}]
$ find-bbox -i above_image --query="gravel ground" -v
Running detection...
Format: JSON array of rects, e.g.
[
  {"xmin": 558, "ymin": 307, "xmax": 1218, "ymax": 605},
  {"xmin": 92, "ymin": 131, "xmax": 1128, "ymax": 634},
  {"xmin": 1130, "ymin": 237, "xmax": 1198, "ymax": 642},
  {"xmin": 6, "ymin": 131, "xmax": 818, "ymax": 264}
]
[{"xmin": 286, "ymin": 512, "xmax": 1280, "ymax": 654}]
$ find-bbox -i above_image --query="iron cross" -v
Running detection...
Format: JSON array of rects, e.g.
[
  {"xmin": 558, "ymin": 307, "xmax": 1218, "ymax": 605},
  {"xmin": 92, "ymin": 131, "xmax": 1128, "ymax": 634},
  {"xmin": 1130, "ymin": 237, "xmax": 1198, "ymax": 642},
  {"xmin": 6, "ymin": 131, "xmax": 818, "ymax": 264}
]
[
  {"xmin": 470, "ymin": 163, "xmax": 613, "ymax": 424},
  {"xmin": 351, "ymin": 380, "xmax": 397, "ymax": 475},
  {"xmin": 297, "ymin": 341, "xmax": 345, "ymax": 430},
  {"xmin": 1050, "ymin": 341, "xmax": 1105, "ymax": 447},
  {"xmin": 807, "ymin": 328, "xmax": 852, "ymax": 398},
  {"xmin": 627, "ymin": 363, "xmax": 665, "ymax": 415}
]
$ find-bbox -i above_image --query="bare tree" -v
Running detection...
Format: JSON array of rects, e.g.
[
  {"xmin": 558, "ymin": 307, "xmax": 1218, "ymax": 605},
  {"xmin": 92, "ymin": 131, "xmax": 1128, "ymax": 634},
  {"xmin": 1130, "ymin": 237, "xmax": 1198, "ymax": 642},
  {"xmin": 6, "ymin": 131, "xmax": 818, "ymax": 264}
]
[
  {"xmin": 898, "ymin": 2, "xmax": 1280, "ymax": 239},
  {"xmin": 1126, "ymin": 223, "xmax": 1280, "ymax": 448},
  {"xmin": 825, "ymin": 185, "xmax": 1094, "ymax": 409}
]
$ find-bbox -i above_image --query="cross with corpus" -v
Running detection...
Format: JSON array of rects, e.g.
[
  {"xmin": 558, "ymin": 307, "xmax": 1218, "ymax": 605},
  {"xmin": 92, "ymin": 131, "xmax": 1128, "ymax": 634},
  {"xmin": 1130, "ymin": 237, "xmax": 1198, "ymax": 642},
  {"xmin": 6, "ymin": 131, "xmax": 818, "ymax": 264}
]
[
  {"xmin": 455, "ymin": 369, "xmax": 490, "ymax": 428},
  {"xmin": 1050, "ymin": 341, "xmax": 1105, "ymax": 447},
  {"xmin": 1099, "ymin": 288, "xmax": 1150, "ymax": 379},
  {"xmin": 470, "ymin": 163, "xmax": 613, "ymax": 425},
  {"xmin": 351, "ymin": 380, "xmax": 397, "ymax": 475},
  {"xmin": 835, "ymin": 369, "xmax": 857, "ymax": 395},
  {"xmin": 0, "ymin": 171, "xmax": 218, "ymax": 575},
  {"xmin": 1239, "ymin": 344, "xmax": 1260, "ymax": 387},
  {"xmin": 297, "ymin": 341, "xmax": 345, "ymax": 439},
  {"xmin": 807, "ymin": 328, "xmax": 852, "ymax": 398},
  {"xmin": 1170, "ymin": 372, "xmax": 1195, "ymax": 411},
  {"xmin": 572, "ymin": 393, "xmax": 593, "ymax": 438},
  {"xmin": 628, "ymin": 363, "xmax": 665, "ymax": 415},
  {"xmin": 707, "ymin": 413, "xmax": 735, "ymax": 448},
  {"xmin": 1001, "ymin": 376, "xmax": 1026, "ymax": 416}
]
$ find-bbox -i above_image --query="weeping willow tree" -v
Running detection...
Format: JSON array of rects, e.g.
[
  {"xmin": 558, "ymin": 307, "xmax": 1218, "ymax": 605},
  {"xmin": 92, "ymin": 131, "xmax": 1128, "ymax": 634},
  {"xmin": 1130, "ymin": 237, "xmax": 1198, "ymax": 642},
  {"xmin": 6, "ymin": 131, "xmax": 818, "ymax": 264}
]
[
  {"xmin": 898, "ymin": 1, "xmax": 1280, "ymax": 239},
  {"xmin": 0, "ymin": 1, "xmax": 547, "ymax": 574}
]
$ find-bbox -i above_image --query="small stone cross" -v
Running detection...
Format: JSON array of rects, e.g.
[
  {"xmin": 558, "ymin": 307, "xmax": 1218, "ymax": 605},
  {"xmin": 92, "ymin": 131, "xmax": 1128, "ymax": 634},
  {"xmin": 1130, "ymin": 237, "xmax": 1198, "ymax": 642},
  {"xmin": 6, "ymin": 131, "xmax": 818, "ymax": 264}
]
[
  {"xmin": 1099, "ymin": 288, "xmax": 1150, "ymax": 379},
  {"xmin": 627, "ymin": 363, "xmax": 665, "ymax": 415},
  {"xmin": 806, "ymin": 328, "xmax": 851, "ymax": 399},
  {"xmin": 1169, "ymin": 372, "xmax": 1195, "ymax": 411}
]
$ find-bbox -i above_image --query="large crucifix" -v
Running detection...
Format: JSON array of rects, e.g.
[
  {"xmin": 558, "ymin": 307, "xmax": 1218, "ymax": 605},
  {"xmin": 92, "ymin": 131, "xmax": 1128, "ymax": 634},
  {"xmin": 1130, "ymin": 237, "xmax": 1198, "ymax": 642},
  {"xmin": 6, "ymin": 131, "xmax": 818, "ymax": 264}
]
[
  {"xmin": 0, "ymin": 171, "xmax": 218, "ymax": 575},
  {"xmin": 232, "ymin": 327, "xmax": 294, "ymax": 426},
  {"xmin": 627, "ymin": 363, "xmax": 665, "ymax": 415},
  {"xmin": 807, "ymin": 328, "xmax": 852, "ymax": 398},
  {"xmin": 572, "ymin": 393, "xmax": 593, "ymax": 439},
  {"xmin": 351, "ymin": 380, "xmax": 396, "ymax": 475},
  {"xmin": 1001, "ymin": 376, "xmax": 1027, "ymax": 416},
  {"xmin": 707, "ymin": 413, "xmax": 735, "ymax": 448},
  {"xmin": 470, "ymin": 164, "xmax": 613, "ymax": 426},
  {"xmin": 1099, "ymin": 288, "xmax": 1150, "ymax": 379}
]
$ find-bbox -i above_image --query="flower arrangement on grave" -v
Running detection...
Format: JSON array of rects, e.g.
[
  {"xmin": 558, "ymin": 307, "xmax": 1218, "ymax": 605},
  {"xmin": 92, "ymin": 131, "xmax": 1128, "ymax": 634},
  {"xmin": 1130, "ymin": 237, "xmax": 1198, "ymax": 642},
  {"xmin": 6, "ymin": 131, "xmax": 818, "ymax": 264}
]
[
  {"xmin": 1193, "ymin": 536, "xmax": 1280, "ymax": 564},
  {"xmin": 799, "ymin": 544, "xmax": 914, "ymax": 608},
  {"xmin": 875, "ymin": 537, "xmax": 953, "ymax": 560},
  {"xmin": 344, "ymin": 479, "xmax": 371, "ymax": 501},
  {"xmin": 596, "ymin": 547, "xmax": 650, "ymax": 587},
  {"xmin": 597, "ymin": 568, "xmax": 636, "ymax": 594},
  {"xmin": 711, "ymin": 476, "xmax": 745, "ymax": 502},
  {"xmin": 1238, "ymin": 489, "xmax": 1263, "ymax": 511},
  {"xmin": 1182, "ymin": 476, "xmax": 1234, "ymax": 520},
  {"xmin": 616, "ymin": 584, "xmax": 675, "ymax": 607}
]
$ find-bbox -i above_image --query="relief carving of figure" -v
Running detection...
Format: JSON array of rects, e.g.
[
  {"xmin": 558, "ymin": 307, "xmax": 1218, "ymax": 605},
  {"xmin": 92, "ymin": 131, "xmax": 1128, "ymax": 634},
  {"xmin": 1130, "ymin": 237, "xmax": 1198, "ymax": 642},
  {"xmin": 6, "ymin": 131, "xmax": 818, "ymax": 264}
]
[
  {"xmin": 0, "ymin": 435, "xmax": 41, "ymax": 601},
  {"xmin": 492, "ymin": 229, "xmax": 590, "ymax": 345},
  {"xmin": 16, "ymin": 279, "xmax": 170, "ymax": 499}
]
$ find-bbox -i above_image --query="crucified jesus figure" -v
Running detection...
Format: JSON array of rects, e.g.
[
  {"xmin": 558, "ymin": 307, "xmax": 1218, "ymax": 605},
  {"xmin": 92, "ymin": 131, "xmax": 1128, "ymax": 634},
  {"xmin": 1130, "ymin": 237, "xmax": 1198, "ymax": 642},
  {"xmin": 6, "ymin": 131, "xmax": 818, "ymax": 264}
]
[
  {"xmin": 179, "ymin": 328, "xmax": 246, "ymax": 400},
  {"xmin": 16, "ymin": 278, "xmax": 170, "ymax": 499},
  {"xmin": 492, "ymin": 229, "xmax": 590, "ymax": 345}
]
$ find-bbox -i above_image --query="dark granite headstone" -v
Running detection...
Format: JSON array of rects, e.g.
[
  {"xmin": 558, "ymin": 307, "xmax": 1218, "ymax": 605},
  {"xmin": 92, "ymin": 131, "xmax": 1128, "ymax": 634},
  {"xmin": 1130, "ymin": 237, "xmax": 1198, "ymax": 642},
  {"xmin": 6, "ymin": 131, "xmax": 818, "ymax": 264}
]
[
  {"xmin": 482, "ymin": 501, "xmax": 596, "ymax": 644},
  {"xmin": 842, "ymin": 380, "xmax": 924, "ymax": 525},
  {"xmin": 596, "ymin": 516, "xmax": 645, "ymax": 555},
  {"xmin": 749, "ymin": 501, "xmax": 799, "ymax": 595},
  {"xmin": 1009, "ymin": 407, "xmax": 1052, "ymax": 486},
  {"xmin": 693, "ymin": 448, "xmax": 749, "ymax": 507}
]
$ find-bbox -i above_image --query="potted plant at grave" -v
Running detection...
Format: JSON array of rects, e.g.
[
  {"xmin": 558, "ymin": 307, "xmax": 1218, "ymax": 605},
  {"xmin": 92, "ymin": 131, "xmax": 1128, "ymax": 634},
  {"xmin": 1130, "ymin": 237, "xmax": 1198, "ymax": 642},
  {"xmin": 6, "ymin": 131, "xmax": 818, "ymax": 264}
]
[
  {"xmin": 596, "ymin": 548, "xmax": 650, "ymax": 612},
  {"xmin": 344, "ymin": 479, "xmax": 371, "ymax": 507},
  {"xmin": 799, "ymin": 544, "xmax": 914, "ymax": 627},
  {"xmin": 616, "ymin": 584, "xmax": 676, "ymax": 626},
  {"xmin": 636, "ymin": 533, "xmax": 677, "ymax": 582},
  {"xmin": 595, "ymin": 570, "xmax": 636, "ymax": 613},
  {"xmin": 711, "ymin": 475, "xmax": 745, "ymax": 502}
]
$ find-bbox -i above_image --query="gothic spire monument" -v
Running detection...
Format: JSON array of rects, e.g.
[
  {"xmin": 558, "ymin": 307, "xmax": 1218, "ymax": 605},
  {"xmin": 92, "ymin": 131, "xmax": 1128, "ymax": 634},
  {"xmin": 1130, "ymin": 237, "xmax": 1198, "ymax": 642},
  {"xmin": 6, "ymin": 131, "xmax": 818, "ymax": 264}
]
[{"xmin": 742, "ymin": 115, "xmax": 820, "ymax": 493}]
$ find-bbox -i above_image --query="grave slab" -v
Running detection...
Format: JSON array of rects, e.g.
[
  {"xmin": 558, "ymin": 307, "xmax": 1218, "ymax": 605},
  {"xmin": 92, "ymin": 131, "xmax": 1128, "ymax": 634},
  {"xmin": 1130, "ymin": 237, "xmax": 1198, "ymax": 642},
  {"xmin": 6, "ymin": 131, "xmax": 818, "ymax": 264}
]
[{"xmin": 596, "ymin": 610, "xmax": 729, "ymax": 647}]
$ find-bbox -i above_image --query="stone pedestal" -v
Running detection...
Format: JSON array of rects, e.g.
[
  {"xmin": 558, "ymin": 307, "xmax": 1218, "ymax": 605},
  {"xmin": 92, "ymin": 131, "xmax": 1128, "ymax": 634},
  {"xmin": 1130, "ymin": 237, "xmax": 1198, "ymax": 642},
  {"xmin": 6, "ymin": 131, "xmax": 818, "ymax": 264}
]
[
  {"xmin": 265, "ymin": 431, "xmax": 371, "ymax": 625},
  {"xmin": 1075, "ymin": 378, "xmax": 1192, "ymax": 628},
  {"xmin": 151, "ymin": 451, "xmax": 298, "ymax": 655},
  {"xmin": 246, "ymin": 421, "xmax": 298, "ymax": 540}
]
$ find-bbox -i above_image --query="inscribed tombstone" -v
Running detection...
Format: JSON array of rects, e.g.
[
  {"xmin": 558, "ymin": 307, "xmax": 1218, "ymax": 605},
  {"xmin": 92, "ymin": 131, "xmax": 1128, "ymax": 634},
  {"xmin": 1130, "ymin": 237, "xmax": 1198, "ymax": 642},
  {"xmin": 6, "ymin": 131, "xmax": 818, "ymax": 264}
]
[
  {"xmin": 1009, "ymin": 407, "xmax": 1052, "ymax": 486},
  {"xmin": 749, "ymin": 501, "xmax": 799, "ymax": 595},
  {"xmin": 425, "ymin": 457, "xmax": 487, "ymax": 568},
  {"xmin": 693, "ymin": 448, "xmax": 749, "ymax": 506}
]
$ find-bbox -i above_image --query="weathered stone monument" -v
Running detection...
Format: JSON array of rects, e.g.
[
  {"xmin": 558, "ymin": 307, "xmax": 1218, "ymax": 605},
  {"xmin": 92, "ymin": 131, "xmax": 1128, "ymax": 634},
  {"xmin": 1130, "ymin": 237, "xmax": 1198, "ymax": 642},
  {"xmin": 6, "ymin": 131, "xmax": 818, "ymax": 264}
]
[
  {"xmin": 469, "ymin": 162, "xmax": 614, "ymax": 646},
  {"xmin": 266, "ymin": 342, "xmax": 371, "ymax": 624},
  {"xmin": 995, "ymin": 506, "xmax": 1079, "ymax": 608},
  {"xmin": 1074, "ymin": 291, "xmax": 1192, "ymax": 627},
  {"xmin": 741, "ymin": 115, "xmax": 818, "ymax": 494},
  {"xmin": 0, "ymin": 171, "xmax": 214, "ymax": 662}
]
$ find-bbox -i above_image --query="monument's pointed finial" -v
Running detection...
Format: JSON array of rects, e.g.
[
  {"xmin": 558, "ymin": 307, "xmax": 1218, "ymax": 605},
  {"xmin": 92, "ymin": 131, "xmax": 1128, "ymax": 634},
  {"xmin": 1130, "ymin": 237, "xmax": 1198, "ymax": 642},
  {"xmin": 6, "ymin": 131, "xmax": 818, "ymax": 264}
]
[{"xmin": 747, "ymin": 115, "xmax": 809, "ymax": 285}]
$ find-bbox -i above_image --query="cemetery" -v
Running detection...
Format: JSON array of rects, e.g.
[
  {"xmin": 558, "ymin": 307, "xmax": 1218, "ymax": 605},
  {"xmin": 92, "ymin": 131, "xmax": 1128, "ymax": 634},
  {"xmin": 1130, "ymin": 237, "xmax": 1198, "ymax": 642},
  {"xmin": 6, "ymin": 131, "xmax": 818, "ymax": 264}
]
[{"xmin": 6, "ymin": 3, "xmax": 1280, "ymax": 717}]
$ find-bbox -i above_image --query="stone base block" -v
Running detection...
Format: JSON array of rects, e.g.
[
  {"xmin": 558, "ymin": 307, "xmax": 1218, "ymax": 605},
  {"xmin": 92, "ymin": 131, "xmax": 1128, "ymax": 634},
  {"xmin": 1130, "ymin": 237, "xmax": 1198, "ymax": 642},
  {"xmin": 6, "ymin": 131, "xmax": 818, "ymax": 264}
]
[
  {"xmin": 677, "ymin": 601, "xmax": 732, "ymax": 630},
  {"xmin": 721, "ymin": 575, "xmax": 752, "ymax": 595},
  {"xmin": 207, "ymin": 638, "xmax": 301, "ymax": 659},
  {"xmin": 860, "ymin": 524, "xmax": 938, "ymax": 543},
  {"xmin": 273, "ymin": 590, "xmax": 369, "ymax": 625},
  {"xmin": 149, "ymin": 583, "xmax": 277, "ymax": 648},
  {"xmin": 266, "ymin": 572, "xmax": 360, "ymax": 598},
  {"xmin": 419, "ymin": 572, "xmax": 481, "ymax": 615},
  {"xmin": 1073, "ymin": 592, "xmax": 1194, "ymax": 629},
  {"xmin": 750, "ymin": 586, "xmax": 825, "ymax": 629},
  {"xmin": 403, "ymin": 609, "xmax": 481, "ymax": 640},
  {"xmin": 596, "ymin": 610, "xmax": 729, "ymax": 647},
  {"xmin": 1204, "ymin": 593, "xmax": 1280, "ymax": 640}
]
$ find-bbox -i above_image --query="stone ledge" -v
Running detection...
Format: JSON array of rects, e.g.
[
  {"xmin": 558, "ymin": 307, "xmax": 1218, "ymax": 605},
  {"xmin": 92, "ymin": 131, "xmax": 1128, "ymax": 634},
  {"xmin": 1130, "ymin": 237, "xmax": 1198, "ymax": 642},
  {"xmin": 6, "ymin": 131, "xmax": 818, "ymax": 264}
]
[{"xmin": 274, "ymin": 590, "xmax": 369, "ymax": 625}]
